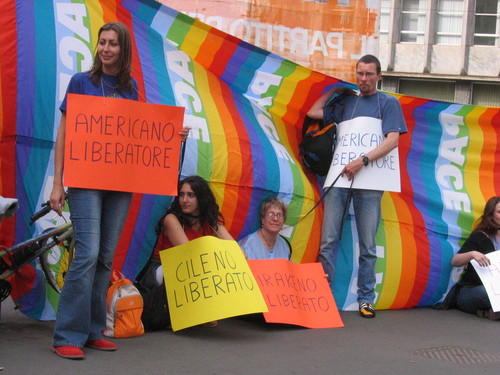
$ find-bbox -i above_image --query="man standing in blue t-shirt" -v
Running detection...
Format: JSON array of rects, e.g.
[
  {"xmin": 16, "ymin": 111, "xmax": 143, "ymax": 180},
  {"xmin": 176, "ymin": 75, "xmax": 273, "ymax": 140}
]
[{"xmin": 307, "ymin": 54, "xmax": 407, "ymax": 318}]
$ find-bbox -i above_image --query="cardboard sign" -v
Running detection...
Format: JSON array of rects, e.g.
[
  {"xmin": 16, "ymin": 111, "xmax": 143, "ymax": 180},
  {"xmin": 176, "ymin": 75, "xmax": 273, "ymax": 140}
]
[
  {"xmin": 64, "ymin": 94, "xmax": 185, "ymax": 196},
  {"xmin": 471, "ymin": 250, "xmax": 500, "ymax": 312},
  {"xmin": 324, "ymin": 116, "xmax": 401, "ymax": 192},
  {"xmin": 248, "ymin": 259, "xmax": 344, "ymax": 328},
  {"xmin": 160, "ymin": 236, "xmax": 268, "ymax": 331}
]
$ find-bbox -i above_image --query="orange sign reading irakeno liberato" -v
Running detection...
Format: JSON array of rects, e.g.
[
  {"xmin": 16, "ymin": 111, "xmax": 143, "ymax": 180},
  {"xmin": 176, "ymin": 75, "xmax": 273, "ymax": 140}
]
[
  {"xmin": 247, "ymin": 259, "xmax": 344, "ymax": 329},
  {"xmin": 64, "ymin": 94, "xmax": 185, "ymax": 196}
]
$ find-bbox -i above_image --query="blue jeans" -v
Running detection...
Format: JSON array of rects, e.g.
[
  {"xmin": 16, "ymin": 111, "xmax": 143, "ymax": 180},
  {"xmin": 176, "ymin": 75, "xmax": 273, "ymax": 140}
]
[
  {"xmin": 319, "ymin": 187, "xmax": 383, "ymax": 304},
  {"xmin": 456, "ymin": 285, "xmax": 491, "ymax": 314},
  {"xmin": 52, "ymin": 188, "xmax": 132, "ymax": 347}
]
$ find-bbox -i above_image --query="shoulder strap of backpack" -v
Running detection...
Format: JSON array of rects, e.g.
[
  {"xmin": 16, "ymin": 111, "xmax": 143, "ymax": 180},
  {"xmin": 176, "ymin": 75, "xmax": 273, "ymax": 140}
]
[
  {"xmin": 284, "ymin": 173, "xmax": 354, "ymax": 231},
  {"xmin": 300, "ymin": 173, "xmax": 343, "ymax": 219},
  {"xmin": 110, "ymin": 270, "xmax": 124, "ymax": 284},
  {"xmin": 323, "ymin": 89, "xmax": 353, "ymax": 125}
]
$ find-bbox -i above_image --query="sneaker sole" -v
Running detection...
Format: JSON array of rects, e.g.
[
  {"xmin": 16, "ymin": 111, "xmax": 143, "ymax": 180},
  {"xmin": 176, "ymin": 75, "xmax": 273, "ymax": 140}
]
[
  {"xmin": 84, "ymin": 343, "xmax": 117, "ymax": 351},
  {"xmin": 51, "ymin": 346, "xmax": 85, "ymax": 359},
  {"xmin": 359, "ymin": 312, "xmax": 376, "ymax": 318}
]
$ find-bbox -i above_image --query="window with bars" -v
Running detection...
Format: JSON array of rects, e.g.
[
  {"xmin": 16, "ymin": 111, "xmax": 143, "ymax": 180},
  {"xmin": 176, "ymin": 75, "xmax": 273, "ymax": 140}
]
[
  {"xmin": 400, "ymin": 0, "xmax": 427, "ymax": 43},
  {"xmin": 472, "ymin": 83, "xmax": 500, "ymax": 106},
  {"xmin": 399, "ymin": 79, "xmax": 455, "ymax": 102},
  {"xmin": 474, "ymin": 0, "xmax": 500, "ymax": 46}
]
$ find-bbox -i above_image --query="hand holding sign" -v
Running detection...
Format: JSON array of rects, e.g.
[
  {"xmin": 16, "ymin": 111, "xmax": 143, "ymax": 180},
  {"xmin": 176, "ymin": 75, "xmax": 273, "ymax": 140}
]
[
  {"xmin": 324, "ymin": 116, "xmax": 401, "ymax": 192},
  {"xmin": 471, "ymin": 250, "xmax": 500, "ymax": 312}
]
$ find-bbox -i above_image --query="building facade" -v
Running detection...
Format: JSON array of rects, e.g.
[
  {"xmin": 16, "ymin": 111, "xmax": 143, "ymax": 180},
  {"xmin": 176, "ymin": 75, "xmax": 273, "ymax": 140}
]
[{"xmin": 378, "ymin": 0, "xmax": 500, "ymax": 106}]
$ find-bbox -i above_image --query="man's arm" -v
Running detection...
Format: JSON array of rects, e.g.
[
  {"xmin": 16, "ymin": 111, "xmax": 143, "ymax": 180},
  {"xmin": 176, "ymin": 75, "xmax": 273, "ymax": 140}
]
[
  {"xmin": 365, "ymin": 131, "xmax": 400, "ymax": 162},
  {"xmin": 342, "ymin": 131, "xmax": 400, "ymax": 180},
  {"xmin": 307, "ymin": 87, "xmax": 343, "ymax": 119}
]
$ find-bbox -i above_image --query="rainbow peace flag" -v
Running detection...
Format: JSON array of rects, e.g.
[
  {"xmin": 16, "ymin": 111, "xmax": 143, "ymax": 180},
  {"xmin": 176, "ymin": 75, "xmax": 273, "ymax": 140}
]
[{"xmin": 0, "ymin": 0, "xmax": 499, "ymax": 319}]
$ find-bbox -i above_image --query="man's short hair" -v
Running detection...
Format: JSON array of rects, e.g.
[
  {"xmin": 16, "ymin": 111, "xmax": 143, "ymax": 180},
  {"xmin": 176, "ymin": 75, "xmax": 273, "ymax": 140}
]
[{"xmin": 357, "ymin": 54, "xmax": 381, "ymax": 74}]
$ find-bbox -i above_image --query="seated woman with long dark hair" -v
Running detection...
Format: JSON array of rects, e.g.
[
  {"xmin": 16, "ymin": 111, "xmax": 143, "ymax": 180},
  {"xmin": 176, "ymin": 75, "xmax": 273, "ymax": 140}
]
[{"xmin": 137, "ymin": 176, "xmax": 234, "ymax": 329}]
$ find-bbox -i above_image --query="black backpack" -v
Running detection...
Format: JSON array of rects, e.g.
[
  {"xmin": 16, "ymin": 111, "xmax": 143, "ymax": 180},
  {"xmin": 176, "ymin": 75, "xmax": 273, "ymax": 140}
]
[
  {"xmin": 136, "ymin": 280, "xmax": 170, "ymax": 331},
  {"xmin": 299, "ymin": 90, "xmax": 352, "ymax": 176},
  {"xmin": 134, "ymin": 255, "xmax": 171, "ymax": 331}
]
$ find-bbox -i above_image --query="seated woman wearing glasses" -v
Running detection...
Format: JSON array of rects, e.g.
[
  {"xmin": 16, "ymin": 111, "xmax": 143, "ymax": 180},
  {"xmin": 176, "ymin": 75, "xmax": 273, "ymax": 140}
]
[{"xmin": 238, "ymin": 197, "xmax": 291, "ymax": 260}]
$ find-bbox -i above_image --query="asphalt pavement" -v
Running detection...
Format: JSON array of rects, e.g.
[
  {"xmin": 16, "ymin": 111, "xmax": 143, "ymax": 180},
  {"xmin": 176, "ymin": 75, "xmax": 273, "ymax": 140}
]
[{"xmin": 0, "ymin": 297, "xmax": 499, "ymax": 375}]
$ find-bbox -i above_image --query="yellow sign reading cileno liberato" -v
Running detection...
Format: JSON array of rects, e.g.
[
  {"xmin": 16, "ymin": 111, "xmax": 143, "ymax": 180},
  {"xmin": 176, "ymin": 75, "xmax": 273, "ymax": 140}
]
[{"xmin": 159, "ymin": 236, "xmax": 268, "ymax": 331}]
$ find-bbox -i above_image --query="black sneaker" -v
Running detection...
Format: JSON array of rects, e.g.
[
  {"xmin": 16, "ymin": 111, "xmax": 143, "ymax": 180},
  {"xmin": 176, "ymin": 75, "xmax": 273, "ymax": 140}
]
[{"xmin": 359, "ymin": 302, "xmax": 376, "ymax": 318}]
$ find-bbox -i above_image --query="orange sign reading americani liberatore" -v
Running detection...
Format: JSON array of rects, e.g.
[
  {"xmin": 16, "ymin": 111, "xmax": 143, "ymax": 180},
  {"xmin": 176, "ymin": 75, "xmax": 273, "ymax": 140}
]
[{"xmin": 64, "ymin": 94, "xmax": 185, "ymax": 196}]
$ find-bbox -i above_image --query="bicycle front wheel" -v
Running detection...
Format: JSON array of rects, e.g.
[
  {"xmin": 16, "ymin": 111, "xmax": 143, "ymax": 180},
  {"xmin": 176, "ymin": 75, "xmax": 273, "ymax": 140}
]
[{"xmin": 39, "ymin": 229, "xmax": 74, "ymax": 293}]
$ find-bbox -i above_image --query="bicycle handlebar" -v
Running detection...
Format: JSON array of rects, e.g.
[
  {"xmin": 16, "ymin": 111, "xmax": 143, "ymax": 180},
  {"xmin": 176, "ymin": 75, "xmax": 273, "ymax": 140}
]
[{"xmin": 29, "ymin": 201, "xmax": 52, "ymax": 225}]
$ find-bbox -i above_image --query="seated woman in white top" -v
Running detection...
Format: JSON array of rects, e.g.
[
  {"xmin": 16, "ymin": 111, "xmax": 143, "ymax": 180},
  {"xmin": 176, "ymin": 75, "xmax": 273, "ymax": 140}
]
[{"xmin": 238, "ymin": 197, "xmax": 291, "ymax": 260}]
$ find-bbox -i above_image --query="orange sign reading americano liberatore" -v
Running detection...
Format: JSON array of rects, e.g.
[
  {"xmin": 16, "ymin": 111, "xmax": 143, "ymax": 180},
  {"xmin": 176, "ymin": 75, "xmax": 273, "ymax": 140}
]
[{"xmin": 64, "ymin": 94, "xmax": 185, "ymax": 196}]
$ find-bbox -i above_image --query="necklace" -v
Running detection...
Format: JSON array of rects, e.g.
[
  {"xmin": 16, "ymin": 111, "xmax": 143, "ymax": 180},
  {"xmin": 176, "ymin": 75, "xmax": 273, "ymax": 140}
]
[
  {"xmin": 101, "ymin": 76, "xmax": 117, "ymax": 89},
  {"xmin": 260, "ymin": 229, "xmax": 275, "ymax": 249},
  {"xmin": 101, "ymin": 77, "xmax": 119, "ymax": 97},
  {"xmin": 101, "ymin": 74, "xmax": 146, "ymax": 102}
]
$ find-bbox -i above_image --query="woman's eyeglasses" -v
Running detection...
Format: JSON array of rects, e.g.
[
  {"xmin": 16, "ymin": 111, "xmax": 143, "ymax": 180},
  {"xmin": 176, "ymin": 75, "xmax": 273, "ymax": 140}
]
[{"xmin": 265, "ymin": 212, "xmax": 284, "ymax": 219}]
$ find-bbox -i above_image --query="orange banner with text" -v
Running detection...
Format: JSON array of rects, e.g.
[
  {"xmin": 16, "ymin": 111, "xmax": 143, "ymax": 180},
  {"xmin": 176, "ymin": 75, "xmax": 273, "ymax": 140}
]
[
  {"xmin": 64, "ymin": 94, "xmax": 185, "ymax": 196},
  {"xmin": 160, "ymin": 0, "xmax": 378, "ymax": 83},
  {"xmin": 248, "ymin": 259, "xmax": 344, "ymax": 329}
]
